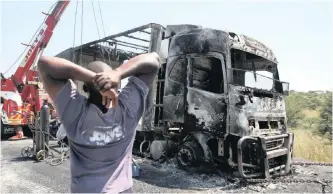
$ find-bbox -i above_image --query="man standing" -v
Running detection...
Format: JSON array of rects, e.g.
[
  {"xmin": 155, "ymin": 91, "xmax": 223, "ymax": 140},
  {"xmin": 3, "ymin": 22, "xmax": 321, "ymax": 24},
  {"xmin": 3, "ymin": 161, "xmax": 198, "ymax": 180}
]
[
  {"xmin": 37, "ymin": 52, "xmax": 160, "ymax": 193},
  {"xmin": 49, "ymin": 109, "xmax": 60, "ymax": 137}
]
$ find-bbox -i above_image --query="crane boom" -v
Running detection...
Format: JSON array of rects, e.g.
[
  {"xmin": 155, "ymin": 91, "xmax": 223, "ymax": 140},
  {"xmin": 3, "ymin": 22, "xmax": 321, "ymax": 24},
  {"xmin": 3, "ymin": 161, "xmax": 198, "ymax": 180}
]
[{"xmin": 12, "ymin": 0, "xmax": 70, "ymax": 86}]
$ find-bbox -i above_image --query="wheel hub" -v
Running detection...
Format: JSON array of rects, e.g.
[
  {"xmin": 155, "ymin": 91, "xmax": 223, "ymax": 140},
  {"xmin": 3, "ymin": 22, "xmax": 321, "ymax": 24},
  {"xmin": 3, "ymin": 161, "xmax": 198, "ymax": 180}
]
[{"xmin": 177, "ymin": 143, "xmax": 198, "ymax": 167}]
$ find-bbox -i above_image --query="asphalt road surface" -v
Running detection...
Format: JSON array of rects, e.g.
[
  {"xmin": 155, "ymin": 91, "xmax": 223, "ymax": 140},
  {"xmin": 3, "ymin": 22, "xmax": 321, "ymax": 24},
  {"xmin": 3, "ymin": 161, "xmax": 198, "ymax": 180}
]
[{"xmin": 1, "ymin": 138, "xmax": 332, "ymax": 193}]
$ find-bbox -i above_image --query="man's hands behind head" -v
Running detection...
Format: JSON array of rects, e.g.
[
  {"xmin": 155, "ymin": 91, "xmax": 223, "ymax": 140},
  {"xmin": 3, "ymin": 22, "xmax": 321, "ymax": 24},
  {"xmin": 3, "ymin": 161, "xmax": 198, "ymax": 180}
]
[
  {"xmin": 93, "ymin": 69, "xmax": 121, "ymax": 109},
  {"xmin": 94, "ymin": 69, "xmax": 121, "ymax": 91},
  {"xmin": 93, "ymin": 52, "xmax": 161, "ymax": 109}
]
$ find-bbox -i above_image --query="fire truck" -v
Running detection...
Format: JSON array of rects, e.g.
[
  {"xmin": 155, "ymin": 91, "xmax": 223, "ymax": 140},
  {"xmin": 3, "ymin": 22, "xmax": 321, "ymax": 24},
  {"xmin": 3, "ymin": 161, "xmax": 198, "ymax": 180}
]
[{"xmin": 1, "ymin": 1, "xmax": 70, "ymax": 139}]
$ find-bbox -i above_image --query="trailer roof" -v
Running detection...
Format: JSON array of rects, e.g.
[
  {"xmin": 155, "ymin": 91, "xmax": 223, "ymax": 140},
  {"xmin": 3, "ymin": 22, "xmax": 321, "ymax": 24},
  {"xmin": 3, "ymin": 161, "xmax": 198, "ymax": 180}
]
[
  {"xmin": 68, "ymin": 23, "xmax": 277, "ymax": 64},
  {"xmin": 71, "ymin": 23, "xmax": 165, "ymax": 60}
]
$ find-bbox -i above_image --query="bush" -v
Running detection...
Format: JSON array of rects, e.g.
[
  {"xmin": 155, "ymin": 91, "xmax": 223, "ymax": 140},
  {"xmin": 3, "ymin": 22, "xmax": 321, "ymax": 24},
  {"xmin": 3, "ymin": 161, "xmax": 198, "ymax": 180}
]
[
  {"xmin": 317, "ymin": 93, "xmax": 332, "ymax": 140},
  {"xmin": 304, "ymin": 117, "xmax": 317, "ymax": 128},
  {"xmin": 286, "ymin": 91, "xmax": 332, "ymax": 162},
  {"xmin": 286, "ymin": 94, "xmax": 305, "ymax": 128}
]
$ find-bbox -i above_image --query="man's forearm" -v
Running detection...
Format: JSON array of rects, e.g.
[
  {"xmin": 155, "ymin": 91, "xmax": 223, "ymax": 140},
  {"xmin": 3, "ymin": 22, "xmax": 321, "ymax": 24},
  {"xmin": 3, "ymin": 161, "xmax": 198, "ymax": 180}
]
[
  {"xmin": 38, "ymin": 56, "xmax": 96, "ymax": 82},
  {"xmin": 114, "ymin": 52, "xmax": 160, "ymax": 79}
]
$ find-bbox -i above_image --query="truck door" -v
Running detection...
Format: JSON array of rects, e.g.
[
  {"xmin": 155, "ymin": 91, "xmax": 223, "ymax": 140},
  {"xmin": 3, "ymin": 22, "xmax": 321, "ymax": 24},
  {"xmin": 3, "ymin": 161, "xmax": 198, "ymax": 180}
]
[{"xmin": 184, "ymin": 54, "xmax": 228, "ymax": 135}]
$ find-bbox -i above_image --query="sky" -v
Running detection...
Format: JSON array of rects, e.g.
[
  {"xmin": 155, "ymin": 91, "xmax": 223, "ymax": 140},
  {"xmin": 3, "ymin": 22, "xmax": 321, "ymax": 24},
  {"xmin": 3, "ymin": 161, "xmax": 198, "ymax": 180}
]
[{"xmin": 1, "ymin": 0, "xmax": 332, "ymax": 92}]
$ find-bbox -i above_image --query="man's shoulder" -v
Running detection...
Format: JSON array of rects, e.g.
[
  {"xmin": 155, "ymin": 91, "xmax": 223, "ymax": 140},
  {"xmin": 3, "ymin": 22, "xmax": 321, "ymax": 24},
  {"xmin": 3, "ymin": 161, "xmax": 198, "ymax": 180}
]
[{"xmin": 120, "ymin": 76, "xmax": 149, "ymax": 97}]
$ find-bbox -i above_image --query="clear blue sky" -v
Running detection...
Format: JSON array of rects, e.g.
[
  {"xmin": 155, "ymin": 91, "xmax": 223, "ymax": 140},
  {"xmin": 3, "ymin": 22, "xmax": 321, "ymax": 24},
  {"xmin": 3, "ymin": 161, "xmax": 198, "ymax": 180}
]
[{"xmin": 1, "ymin": 0, "xmax": 332, "ymax": 91}]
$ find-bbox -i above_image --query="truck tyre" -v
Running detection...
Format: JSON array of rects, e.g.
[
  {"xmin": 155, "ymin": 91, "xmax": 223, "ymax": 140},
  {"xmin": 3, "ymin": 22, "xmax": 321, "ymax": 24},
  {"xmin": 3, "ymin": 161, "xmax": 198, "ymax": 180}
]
[{"xmin": 177, "ymin": 141, "xmax": 204, "ymax": 171}]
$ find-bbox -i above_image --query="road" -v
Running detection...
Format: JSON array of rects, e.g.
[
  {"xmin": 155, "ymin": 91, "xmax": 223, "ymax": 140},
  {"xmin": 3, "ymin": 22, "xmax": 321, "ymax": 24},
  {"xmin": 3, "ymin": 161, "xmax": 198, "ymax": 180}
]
[{"xmin": 1, "ymin": 138, "xmax": 332, "ymax": 193}]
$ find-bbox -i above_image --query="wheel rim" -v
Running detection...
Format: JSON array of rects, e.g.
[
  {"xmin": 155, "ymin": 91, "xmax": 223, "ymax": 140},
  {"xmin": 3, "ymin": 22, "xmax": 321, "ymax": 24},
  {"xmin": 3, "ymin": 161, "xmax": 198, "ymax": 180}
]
[
  {"xmin": 36, "ymin": 150, "xmax": 46, "ymax": 161},
  {"xmin": 179, "ymin": 147, "xmax": 194, "ymax": 166},
  {"xmin": 21, "ymin": 146, "xmax": 33, "ymax": 158},
  {"xmin": 177, "ymin": 140, "xmax": 202, "ymax": 168}
]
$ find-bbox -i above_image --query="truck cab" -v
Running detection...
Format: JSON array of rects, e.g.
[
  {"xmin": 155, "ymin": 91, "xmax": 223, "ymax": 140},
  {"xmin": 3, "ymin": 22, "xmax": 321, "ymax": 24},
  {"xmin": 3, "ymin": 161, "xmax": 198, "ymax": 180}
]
[{"xmin": 143, "ymin": 24, "xmax": 293, "ymax": 178}]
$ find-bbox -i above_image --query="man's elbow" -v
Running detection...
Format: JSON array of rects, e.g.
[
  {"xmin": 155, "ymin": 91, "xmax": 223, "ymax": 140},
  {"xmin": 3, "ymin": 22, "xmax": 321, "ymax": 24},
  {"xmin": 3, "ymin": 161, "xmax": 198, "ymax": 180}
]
[
  {"xmin": 148, "ymin": 52, "xmax": 161, "ymax": 72},
  {"xmin": 37, "ymin": 56, "xmax": 50, "ymax": 71},
  {"xmin": 150, "ymin": 61, "xmax": 160, "ymax": 73},
  {"xmin": 37, "ymin": 56, "xmax": 47, "ymax": 73}
]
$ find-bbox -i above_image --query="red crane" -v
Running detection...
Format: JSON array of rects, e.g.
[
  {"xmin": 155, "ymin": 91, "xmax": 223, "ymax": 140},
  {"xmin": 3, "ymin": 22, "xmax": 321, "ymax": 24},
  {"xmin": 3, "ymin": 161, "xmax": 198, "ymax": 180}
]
[{"xmin": 1, "ymin": 0, "xmax": 70, "ymax": 140}]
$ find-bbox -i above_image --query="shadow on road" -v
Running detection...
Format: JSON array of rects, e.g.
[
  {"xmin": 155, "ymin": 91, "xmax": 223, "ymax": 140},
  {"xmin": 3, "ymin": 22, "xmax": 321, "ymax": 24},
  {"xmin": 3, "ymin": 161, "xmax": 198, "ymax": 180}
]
[{"xmin": 10, "ymin": 156, "xmax": 36, "ymax": 163}]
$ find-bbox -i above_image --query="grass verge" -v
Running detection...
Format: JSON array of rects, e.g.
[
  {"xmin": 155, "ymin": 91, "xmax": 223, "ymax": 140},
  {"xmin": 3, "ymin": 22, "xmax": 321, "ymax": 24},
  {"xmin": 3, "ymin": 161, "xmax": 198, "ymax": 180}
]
[{"xmin": 291, "ymin": 129, "xmax": 332, "ymax": 163}]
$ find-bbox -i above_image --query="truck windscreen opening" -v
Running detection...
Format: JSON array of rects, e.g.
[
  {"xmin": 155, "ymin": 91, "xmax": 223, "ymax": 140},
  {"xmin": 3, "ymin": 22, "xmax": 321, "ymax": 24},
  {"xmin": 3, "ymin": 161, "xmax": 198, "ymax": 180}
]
[
  {"xmin": 230, "ymin": 49, "xmax": 289, "ymax": 94},
  {"xmin": 244, "ymin": 71, "xmax": 273, "ymax": 91}
]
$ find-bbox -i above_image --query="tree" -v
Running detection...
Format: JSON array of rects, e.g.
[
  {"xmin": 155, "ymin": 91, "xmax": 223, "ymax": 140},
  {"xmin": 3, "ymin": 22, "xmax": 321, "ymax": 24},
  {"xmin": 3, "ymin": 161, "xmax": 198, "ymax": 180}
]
[
  {"xmin": 317, "ymin": 92, "xmax": 332, "ymax": 140},
  {"xmin": 286, "ymin": 94, "xmax": 305, "ymax": 128}
]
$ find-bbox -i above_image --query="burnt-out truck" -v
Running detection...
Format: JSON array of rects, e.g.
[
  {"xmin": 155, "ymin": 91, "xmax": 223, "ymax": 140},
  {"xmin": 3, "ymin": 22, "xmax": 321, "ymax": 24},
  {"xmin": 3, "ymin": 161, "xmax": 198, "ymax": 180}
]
[{"xmin": 57, "ymin": 23, "xmax": 293, "ymax": 179}]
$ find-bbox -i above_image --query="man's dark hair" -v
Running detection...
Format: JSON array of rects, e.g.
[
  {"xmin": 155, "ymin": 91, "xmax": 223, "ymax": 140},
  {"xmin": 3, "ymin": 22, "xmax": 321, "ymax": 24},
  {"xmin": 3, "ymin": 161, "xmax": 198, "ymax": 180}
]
[{"xmin": 83, "ymin": 61, "xmax": 112, "ymax": 112}]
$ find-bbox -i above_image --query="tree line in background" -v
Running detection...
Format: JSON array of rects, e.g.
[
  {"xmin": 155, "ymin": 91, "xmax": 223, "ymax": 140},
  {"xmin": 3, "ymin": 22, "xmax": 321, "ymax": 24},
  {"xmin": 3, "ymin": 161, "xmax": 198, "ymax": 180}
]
[{"xmin": 286, "ymin": 90, "xmax": 332, "ymax": 140}]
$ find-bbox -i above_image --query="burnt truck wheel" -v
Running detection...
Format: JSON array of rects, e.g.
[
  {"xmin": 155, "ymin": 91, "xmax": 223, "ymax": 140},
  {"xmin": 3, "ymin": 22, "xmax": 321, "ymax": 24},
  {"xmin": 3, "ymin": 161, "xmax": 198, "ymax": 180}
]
[{"xmin": 177, "ymin": 141, "xmax": 204, "ymax": 171}]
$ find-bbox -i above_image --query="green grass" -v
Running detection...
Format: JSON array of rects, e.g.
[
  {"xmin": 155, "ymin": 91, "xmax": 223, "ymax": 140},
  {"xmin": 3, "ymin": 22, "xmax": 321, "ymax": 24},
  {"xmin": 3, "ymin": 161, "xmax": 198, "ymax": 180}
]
[{"xmin": 291, "ymin": 129, "xmax": 332, "ymax": 163}]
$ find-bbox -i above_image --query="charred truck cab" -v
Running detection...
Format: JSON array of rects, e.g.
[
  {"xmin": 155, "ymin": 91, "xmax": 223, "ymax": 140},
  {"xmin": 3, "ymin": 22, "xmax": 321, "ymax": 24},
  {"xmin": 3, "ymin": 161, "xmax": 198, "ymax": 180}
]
[{"xmin": 136, "ymin": 24, "xmax": 293, "ymax": 179}]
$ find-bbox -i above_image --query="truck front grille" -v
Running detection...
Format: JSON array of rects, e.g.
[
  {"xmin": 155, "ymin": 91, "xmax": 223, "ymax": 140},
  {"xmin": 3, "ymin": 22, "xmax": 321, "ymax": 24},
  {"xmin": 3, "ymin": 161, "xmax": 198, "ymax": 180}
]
[{"xmin": 266, "ymin": 138, "xmax": 284, "ymax": 150}]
